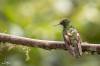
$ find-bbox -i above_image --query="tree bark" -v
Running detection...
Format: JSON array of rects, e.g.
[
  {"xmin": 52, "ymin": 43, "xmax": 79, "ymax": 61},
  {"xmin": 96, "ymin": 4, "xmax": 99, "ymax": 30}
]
[{"xmin": 0, "ymin": 33, "xmax": 100, "ymax": 53}]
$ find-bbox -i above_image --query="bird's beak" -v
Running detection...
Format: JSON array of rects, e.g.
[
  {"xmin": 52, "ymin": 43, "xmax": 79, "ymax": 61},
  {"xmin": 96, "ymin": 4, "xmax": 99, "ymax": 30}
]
[{"xmin": 53, "ymin": 23, "xmax": 60, "ymax": 26}]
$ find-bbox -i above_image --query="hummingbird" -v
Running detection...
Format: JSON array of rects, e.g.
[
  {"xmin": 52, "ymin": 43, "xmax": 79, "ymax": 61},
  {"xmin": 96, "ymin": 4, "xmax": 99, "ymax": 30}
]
[{"xmin": 59, "ymin": 18, "xmax": 82, "ymax": 58}]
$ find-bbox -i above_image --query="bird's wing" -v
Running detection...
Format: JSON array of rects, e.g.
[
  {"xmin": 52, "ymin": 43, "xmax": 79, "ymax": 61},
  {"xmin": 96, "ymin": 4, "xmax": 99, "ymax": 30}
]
[
  {"xmin": 76, "ymin": 32, "xmax": 82, "ymax": 55},
  {"xmin": 69, "ymin": 28, "xmax": 82, "ymax": 56}
]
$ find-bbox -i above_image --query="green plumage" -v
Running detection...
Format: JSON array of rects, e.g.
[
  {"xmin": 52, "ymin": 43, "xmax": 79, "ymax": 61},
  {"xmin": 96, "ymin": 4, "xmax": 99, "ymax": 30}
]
[{"xmin": 59, "ymin": 19, "xmax": 82, "ymax": 57}]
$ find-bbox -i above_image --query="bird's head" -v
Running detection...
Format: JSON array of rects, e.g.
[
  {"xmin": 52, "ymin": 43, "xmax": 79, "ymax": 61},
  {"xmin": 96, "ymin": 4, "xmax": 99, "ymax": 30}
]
[{"xmin": 59, "ymin": 19, "xmax": 70, "ymax": 27}]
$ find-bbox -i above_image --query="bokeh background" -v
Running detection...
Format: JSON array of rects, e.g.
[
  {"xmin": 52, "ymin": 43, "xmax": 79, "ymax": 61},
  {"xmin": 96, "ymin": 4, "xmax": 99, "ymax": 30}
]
[{"xmin": 0, "ymin": 0, "xmax": 100, "ymax": 66}]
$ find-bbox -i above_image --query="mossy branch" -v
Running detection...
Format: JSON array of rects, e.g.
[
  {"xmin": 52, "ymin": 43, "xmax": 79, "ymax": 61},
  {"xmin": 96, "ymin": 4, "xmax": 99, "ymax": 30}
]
[{"xmin": 0, "ymin": 33, "xmax": 100, "ymax": 53}]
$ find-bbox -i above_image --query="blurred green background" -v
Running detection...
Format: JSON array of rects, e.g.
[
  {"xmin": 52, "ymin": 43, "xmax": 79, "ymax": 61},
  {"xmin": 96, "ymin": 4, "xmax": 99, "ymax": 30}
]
[{"xmin": 0, "ymin": 0, "xmax": 100, "ymax": 66}]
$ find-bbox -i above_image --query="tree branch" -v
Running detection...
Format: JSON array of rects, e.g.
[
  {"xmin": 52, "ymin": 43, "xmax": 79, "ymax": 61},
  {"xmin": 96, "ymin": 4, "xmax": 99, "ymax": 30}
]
[{"xmin": 0, "ymin": 33, "xmax": 100, "ymax": 53}]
